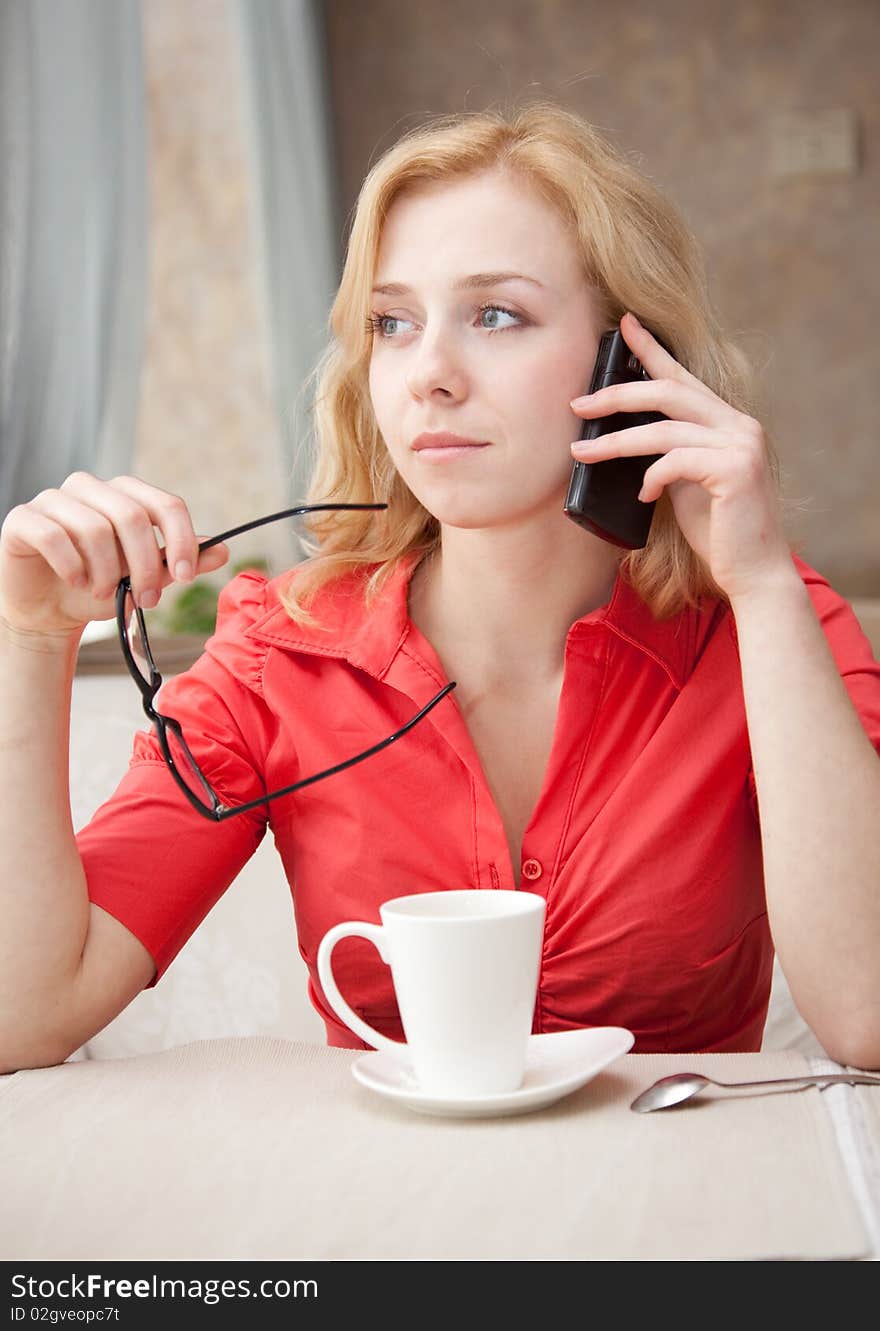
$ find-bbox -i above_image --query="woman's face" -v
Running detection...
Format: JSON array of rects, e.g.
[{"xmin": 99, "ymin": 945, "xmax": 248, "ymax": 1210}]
[{"xmin": 368, "ymin": 168, "xmax": 604, "ymax": 531}]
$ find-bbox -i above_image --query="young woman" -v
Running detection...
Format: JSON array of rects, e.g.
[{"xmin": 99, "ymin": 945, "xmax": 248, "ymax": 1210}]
[{"xmin": 1, "ymin": 101, "xmax": 878, "ymax": 1073}]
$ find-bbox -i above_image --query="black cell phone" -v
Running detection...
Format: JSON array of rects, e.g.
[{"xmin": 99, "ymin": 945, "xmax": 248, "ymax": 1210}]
[{"xmin": 563, "ymin": 328, "xmax": 668, "ymax": 549}]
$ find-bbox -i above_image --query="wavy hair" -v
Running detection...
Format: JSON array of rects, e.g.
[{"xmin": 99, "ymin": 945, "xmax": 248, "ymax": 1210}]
[{"xmin": 280, "ymin": 99, "xmax": 784, "ymax": 625}]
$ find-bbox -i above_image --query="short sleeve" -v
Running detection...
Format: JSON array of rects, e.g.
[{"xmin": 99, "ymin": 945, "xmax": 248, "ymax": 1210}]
[
  {"xmin": 75, "ymin": 571, "xmax": 275, "ymax": 986},
  {"xmin": 746, "ymin": 556, "xmax": 880, "ymax": 815}
]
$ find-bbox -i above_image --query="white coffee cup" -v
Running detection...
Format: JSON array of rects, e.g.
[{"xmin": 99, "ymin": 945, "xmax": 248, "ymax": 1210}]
[{"xmin": 317, "ymin": 889, "xmax": 546, "ymax": 1097}]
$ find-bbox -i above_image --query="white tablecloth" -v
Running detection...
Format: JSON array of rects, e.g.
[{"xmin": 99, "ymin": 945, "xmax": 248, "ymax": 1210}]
[{"xmin": 2, "ymin": 1039, "xmax": 876, "ymax": 1261}]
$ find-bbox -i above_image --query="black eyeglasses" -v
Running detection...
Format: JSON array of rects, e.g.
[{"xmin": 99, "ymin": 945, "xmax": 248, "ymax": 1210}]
[{"xmin": 115, "ymin": 503, "xmax": 456, "ymax": 821}]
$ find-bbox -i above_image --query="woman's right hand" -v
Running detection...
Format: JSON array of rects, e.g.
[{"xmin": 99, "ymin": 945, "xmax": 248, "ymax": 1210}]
[{"xmin": 0, "ymin": 473, "xmax": 231, "ymax": 639}]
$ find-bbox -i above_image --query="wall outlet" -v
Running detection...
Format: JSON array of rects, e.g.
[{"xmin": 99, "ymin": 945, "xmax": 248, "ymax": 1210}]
[{"xmin": 769, "ymin": 108, "xmax": 859, "ymax": 178}]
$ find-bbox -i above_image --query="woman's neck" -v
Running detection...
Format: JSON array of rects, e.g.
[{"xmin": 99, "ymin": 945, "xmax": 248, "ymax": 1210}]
[{"xmin": 408, "ymin": 517, "xmax": 623, "ymax": 688}]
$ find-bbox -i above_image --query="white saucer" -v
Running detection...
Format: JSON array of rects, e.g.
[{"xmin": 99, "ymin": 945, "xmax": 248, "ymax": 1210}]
[{"xmin": 351, "ymin": 1026, "xmax": 634, "ymax": 1118}]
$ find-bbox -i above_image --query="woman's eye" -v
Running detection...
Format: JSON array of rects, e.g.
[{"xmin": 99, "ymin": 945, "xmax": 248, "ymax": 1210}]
[
  {"xmin": 367, "ymin": 304, "xmax": 523, "ymax": 339},
  {"xmin": 478, "ymin": 304, "xmax": 521, "ymax": 331},
  {"xmin": 369, "ymin": 314, "xmax": 412, "ymax": 338}
]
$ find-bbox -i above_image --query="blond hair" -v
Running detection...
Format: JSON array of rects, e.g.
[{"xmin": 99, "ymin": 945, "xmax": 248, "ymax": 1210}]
[{"xmin": 281, "ymin": 99, "xmax": 783, "ymax": 625}]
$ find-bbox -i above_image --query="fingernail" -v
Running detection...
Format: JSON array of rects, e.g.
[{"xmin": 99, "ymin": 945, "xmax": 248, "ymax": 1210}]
[
  {"xmin": 140, "ymin": 589, "xmax": 160, "ymax": 609},
  {"xmin": 174, "ymin": 560, "xmax": 194, "ymax": 582},
  {"xmin": 627, "ymin": 311, "xmax": 642, "ymax": 326}
]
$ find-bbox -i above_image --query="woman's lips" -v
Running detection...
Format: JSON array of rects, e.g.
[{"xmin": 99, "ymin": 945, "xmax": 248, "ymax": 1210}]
[{"xmin": 411, "ymin": 432, "xmax": 491, "ymax": 458}]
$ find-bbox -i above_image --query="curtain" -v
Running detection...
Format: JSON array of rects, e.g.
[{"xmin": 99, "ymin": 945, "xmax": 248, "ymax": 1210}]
[
  {"xmin": 0, "ymin": 0, "xmax": 147, "ymax": 520},
  {"xmin": 231, "ymin": 0, "xmax": 342, "ymax": 505}
]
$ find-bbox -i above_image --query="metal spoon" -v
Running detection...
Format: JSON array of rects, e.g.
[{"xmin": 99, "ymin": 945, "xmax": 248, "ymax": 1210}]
[{"xmin": 630, "ymin": 1069, "xmax": 880, "ymax": 1113}]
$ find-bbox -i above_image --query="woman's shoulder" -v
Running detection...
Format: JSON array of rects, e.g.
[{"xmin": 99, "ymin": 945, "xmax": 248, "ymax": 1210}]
[
  {"xmin": 791, "ymin": 553, "xmax": 873, "ymax": 639},
  {"xmin": 212, "ymin": 559, "xmax": 371, "ymax": 627},
  {"xmin": 678, "ymin": 552, "xmax": 878, "ymax": 685},
  {"xmin": 789, "ymin": 553, "xmax": 880, "ymax": 670},
  {"xmin": 207, "ymin": 558, "xmax": 387, "ymax": 661},
  {"xmin": 791, "ymin": 552, "xmax": 843, "ymax": 602},
  {"xmin": 213, "ymin": 566, "xmax": 274, "ymax": 623}
]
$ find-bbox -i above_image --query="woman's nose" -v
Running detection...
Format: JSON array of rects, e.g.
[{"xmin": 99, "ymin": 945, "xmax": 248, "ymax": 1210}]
[{"xmin": 405, "ymin": 327, "xmax": 468, "ymax": 401}]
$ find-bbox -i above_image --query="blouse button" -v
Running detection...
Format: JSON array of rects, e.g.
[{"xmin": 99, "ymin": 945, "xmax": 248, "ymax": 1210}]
[{"xmin": 521, "ymin": 858, "xmax": 543, "ymax": 882}]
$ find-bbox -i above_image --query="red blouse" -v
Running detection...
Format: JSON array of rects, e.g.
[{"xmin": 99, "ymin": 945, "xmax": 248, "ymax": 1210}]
[{"xmin": 76, "ymin": 552, "xmax": 880, "ymax": 1053}]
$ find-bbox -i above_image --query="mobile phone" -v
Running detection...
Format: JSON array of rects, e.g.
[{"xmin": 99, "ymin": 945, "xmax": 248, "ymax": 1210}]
[{"xmin": 563, "ymin": 328, "xmax": 668, "ymax": 549}]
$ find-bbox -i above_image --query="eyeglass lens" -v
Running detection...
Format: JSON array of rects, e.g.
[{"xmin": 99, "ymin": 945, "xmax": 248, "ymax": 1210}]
[
  {"xmin": 122, "ymin": 590, "xmax": 153, "ymax": 685},
  {"xmin": 163, "ymin": 723, "xmax": 214, "ymax": 805}
]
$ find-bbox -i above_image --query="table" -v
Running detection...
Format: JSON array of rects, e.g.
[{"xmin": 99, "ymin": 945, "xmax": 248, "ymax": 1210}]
[{"xmin": 2, "ymin": 1039, "xmax": 878, "ymax": 1261}]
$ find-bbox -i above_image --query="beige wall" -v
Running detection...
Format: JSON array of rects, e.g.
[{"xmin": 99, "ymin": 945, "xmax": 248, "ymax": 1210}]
[{"xmin": 323, "ymin": 0, "xmax": 880, "ymax": 597}]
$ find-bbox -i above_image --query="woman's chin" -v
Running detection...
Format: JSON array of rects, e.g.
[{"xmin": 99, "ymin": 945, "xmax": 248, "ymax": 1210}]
[{"xmin": 423, "ymin": 499, "xmax": 572, "ymax": 532}]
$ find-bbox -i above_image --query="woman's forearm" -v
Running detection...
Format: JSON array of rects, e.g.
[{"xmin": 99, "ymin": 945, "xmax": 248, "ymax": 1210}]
[
  {"xmin": 730, "ymin": 570, "xmax": 880, "ymax": 1068},
  {"xmin": 0, "ymin": 618, "xmax": 92, "ymax": 1066}
]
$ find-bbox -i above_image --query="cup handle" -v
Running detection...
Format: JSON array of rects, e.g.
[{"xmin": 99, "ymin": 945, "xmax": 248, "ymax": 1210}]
[{"xmin": 316, "ymin": 921, "xmax": 407, "ymax": 1061}]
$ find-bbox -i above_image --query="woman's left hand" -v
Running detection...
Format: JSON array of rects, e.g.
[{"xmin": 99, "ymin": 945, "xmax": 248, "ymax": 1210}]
[{"xmin": 569, "ymin": 312, "xmax": 792, "ymax": 603}]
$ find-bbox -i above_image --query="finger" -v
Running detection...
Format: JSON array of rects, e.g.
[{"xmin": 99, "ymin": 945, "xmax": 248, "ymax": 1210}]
[
  {"xmin": 191, "ymin": 540, "xmax": 230, "ymax": 576},
  {"xmin": 571, "ymin": 420, "xmax": 734, "ymax": 461},
  {"xmin": 58, "ymin": 473, "xmax": 170, "ymax": 604},
  {"xmin": 638, "ymin": 445, "xmax": 748, "ymax": 503},
  {"xmin": 618, "ymin": 311, "xmax": 696, "ymax": 384},
  {"xmin": 0, "ymin": 504, "xmax": 92, "ymax": 589},
  {"xmin": 103, "ymin": 474, "xmax": 203, "ymax": 584},
  {"xmin": 29, "ymin": 489, "xmax": 128, "ymax": 599},
  {"xmin": 570, "ymin": 377, "xmax": 737, "ymax": 430}
]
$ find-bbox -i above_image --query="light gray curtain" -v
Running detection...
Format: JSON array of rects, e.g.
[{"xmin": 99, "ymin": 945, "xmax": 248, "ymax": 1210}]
[
  {"xmin": 0, "ymin": 0, "xmax": 147, "ymax": 520},
  {"xmin": 231, "ymin": 0, "xmax": 341, "ymax": 504}
]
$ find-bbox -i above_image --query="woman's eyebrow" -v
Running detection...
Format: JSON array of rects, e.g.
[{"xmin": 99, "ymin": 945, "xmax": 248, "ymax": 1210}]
[{"xmin": 371, "ymin": 271, "xmax": 549, "ymax": 296}]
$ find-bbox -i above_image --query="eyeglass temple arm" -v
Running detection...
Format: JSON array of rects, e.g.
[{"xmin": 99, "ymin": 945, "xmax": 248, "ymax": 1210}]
[
  {"xmin": 213, "ymin": 679, "xmax": 457, "ymax": 821},
  {"xmin": 117, "ymin": 503, "xmax": 389, "ymax": 593},
  {"xmin": 187, "ymin": 503, "xmax": 388, "ymax": 558}
]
